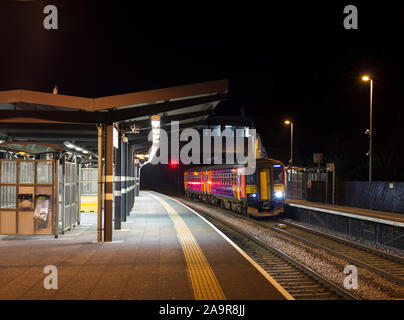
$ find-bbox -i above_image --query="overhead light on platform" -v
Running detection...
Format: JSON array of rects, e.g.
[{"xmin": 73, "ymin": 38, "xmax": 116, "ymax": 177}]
[
  {"xmin": 142, "ymin": 115, "xmax": 161, "ymax": 166},
  {"xmin": 64, "ymin": 142, "xmax": 74, "ymax": 149},
  {"xmin": 135, "ymin": 154, "xmax": 148, "ymax": 160},
  {"xmin": 64, "ymin": 141, "xmax": 93, "ymax": 157}
]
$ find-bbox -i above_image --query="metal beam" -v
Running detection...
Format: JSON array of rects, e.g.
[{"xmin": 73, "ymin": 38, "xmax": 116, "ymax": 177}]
[
  {"xmin": 0, "ymin": 110, "xmax": 107, "ymax": 123},
  {"xmin": 128, "ymin": 120, "xmax": 203, "ymax": 142},
  {"xmin": 110, "ymin": 93, "xmax": 226, "ymax": 122},
  {"xmin": 129, "ymin": 109, "xmax": 215, "ymax": 130},
  {"xmin": 0, "ymin": 93, "xmax": 225, "ymax": 124}
]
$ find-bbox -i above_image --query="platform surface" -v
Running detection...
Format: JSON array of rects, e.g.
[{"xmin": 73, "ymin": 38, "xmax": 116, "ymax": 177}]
[
  {"xmin": 0, "ymin": 191, "xmax": 290, "ymax": 300},
  {"xmin": 286, "ymin": 199, "xmax": 404, "ymax": 227}
]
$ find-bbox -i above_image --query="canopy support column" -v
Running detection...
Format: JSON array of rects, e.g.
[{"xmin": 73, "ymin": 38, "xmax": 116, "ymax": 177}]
[
  {"xmin": 104, "ymin": 124, "xmax": 113, "ymax": 242},
  {"xmin": 114, "ymin": 128, "xmax": 121, "ymax": 230}
]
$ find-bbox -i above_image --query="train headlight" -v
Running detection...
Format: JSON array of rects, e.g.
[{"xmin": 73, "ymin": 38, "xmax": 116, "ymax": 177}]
[
  {"xmin": 274, "ymin": 191, "xmax": 284, "ymax": 199},
  {"xmin": 247, "ymin": 193, "xmax": 257, "ymax": 200}
]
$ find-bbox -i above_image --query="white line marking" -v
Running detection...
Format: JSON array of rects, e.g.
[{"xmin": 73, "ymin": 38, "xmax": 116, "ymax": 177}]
[
  {"xmin": 91, "ymin": 240, "xmax": 124, "ymax": 244},
  {"xmin": 288, "ymin": 203, "xmax": 404, "ymax": 228}
]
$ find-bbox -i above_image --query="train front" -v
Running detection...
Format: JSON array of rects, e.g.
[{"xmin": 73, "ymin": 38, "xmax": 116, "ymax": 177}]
[{"xmin": 246, "ymin": 159, "xmax": 285, "ymax": 217}]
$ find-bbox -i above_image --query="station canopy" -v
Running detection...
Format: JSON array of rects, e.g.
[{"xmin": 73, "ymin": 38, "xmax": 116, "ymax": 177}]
[
  {"xmin": 0, "ymin": 80, "xmax": 228, "ymax": 155},
  {"xmin": 0, "ymin": 141, "xmax": 64, "ymax": 155}
]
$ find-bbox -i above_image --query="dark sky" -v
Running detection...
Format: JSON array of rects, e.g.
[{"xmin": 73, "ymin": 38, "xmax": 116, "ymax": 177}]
[{"xmin": 1, "ymin": 1, "xmax": 404, "ymax": 180}]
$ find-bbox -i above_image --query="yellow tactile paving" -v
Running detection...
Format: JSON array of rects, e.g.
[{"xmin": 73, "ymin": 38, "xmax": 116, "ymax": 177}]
[{"xmin": 147, "ymin": 192, "xmax": 226, "ymax": 300}]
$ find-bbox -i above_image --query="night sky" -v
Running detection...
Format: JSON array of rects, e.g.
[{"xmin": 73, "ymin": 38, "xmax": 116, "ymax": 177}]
[{"xmin": 1, "ymin": 1, "xmax": 404, "ymax": 181}]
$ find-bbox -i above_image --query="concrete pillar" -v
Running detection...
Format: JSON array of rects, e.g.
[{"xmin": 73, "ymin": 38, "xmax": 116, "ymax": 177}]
[
  {"xmin": 135, "ymin": 162, "xmax": 140, "ymax": 197},
  {"xmin": 114, "ymin": 135, "xmax": 121, "ymax": 230},
  {"xmin": 120, "ymin": 139, "xmax": 127, "ymax": 222},
  {"xmin": 125, "ymin": 142, "xmax": 130, "ymax": 216},
  {"xmin": 104, "ymin": 124, "xmax": 114, "ymax": 242},
  {"xmin": 128, "ymin": 144, "xmax": 133, "ymax": 212}
]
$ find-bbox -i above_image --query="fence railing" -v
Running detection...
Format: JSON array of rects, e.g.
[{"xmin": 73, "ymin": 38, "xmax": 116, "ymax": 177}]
[{"xmin": 286, "ymin": 169, "xmax": 404, "ymax": 214}]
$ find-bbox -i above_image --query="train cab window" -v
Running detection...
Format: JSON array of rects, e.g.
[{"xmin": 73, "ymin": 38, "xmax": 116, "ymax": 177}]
[
  {"xmin": 246, "ymin": 173, "xmax": 255, "ymax": 185},
  {"xmin": 273, "ymin": 167, "xmax": 284, "ymax": 184}
]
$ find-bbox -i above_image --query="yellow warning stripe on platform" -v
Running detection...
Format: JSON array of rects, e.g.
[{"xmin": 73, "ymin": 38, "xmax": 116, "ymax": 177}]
[{"xmin": 147, "ymin": 192, "xmax": 226, "ymax": 300}]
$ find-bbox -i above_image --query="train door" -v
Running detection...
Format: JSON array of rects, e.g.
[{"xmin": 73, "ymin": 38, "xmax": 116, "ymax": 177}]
[
  {"xmin": 259, "ymin": 169, "xmax": 270, "ymax": 200},
  {"xmin": 203, "ymin": 171, "xmax": 208, "ymax": 194}
]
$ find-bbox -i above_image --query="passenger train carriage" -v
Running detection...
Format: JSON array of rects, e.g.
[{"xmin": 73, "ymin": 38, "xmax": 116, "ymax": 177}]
[{"xmin": 184, "ymin": 158, "xmax": 286, "ymax": 217}]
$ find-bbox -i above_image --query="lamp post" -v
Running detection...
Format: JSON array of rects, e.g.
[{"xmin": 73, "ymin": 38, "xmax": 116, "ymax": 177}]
[
  {"xmin": 284, "ymin": 120, "xmax": 294, "ymax": 167},
  {"xmin": 362, "ymin": 76, "xmax": 373, "ymax": 186},
  {"xmin": 362, "ymin": 75, "xmax": 374, "ymax": 209}
]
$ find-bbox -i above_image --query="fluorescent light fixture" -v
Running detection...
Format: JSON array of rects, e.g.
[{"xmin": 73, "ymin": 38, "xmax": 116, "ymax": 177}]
[
  {"xmin": 64, "ymin": 142, "xmax": 74, "ymax": 149},
  {"xmin": 113, "ymin": 127, "xmax": 119, "ymax": 148},
  {"xmin": 64, "ymin": 141, "xmax": 92, "ymax": 156}
]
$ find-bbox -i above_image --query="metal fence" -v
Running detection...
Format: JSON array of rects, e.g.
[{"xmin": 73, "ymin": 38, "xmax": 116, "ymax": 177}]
[
  {"xmin": 80, "ymin": 168, "xmax": 98, "ymax": 195},
  {"xmin": 287, "ymin": 206, "xmax": 404, "ymax": 251},
  {"xmin": 286, "ymin": 168, "xmax": 404, "ymax": 214},
  {"xmin": 60, "ymin": 161, "xmax": 80, "ymax": 232},
  {"xmin": 340, "ymin": 181, "xmax": 404, "ymax": 213},
  {"xmin": 286, "ymin": 169, "xmax": 307, "ymax": 200},
  {"xmin": 79, "ymin": 168, "xmax": 98, "ymax": 212}
]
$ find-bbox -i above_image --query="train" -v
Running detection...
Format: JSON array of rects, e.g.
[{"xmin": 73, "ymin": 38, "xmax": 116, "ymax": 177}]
[{"xmin": 184, "ymin": 158, "xmax": 286, "ymax": 217}]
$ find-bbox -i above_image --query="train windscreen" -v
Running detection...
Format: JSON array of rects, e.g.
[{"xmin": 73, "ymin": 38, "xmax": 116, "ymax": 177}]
[{"xmin": 273, "ymin": 167, "xmax": 284, "ymax": 184}]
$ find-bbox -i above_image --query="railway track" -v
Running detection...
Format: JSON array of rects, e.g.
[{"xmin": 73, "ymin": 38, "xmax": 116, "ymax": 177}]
[
  {"xmin": 261, "ymin": 219, "xmax": 404, "ymax": 287},
  {"xmin": 191, "ymin": 205, "xmax": 358, "ymax": 300},
  {"xmin": 180, "ymin": 195, "xmax": 404, "ymax": 287}
]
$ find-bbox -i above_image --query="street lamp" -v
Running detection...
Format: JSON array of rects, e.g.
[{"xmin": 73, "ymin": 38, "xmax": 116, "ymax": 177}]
[
  {"xmin": 284, "ymin": 120, "xmax": 293, "ymax": 167},
  {"xmin": 361, "ymin": 75, "xmax": 373, "ymax": 186}
]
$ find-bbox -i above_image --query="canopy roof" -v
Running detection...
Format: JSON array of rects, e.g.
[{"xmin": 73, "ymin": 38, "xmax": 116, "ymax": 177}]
[
  {"xmin": 0, "ymin": 79, "xmax": 228, "ymax": 154},
  {"xmin": 0, "ymin": 141, "xmax": 64, "ymax": 155}
]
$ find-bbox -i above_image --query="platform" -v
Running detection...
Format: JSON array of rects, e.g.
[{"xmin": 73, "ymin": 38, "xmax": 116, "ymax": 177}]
[
  {"xmin": 0, "ymin": 191, "xmax": 291, "ymax": 300},
  {"xmin": 286, "ymin": 199, "xmax": 404, "ymax": 228}
]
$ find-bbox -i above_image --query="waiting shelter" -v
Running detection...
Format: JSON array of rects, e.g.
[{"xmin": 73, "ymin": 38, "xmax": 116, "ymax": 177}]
[{"xmin": 0, "ymin": 142, "xmax": 81, "ymax": 237}]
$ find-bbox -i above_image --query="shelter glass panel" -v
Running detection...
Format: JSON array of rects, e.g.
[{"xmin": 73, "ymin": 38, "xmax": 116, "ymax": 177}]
[
  {"xmin": 19, "ymin": 161, "xmax": 35, "ymax": 184},
  {"xmin": 37, "ymin": 161, "xmax": 53, "ymax": 184},
  {"xmin": 1, "ymin": 161, "xmax": 17, "ymax": 183},
  {"xmin": 0, "ymin": 186, "xmax": 16, "ymax": 208}
]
